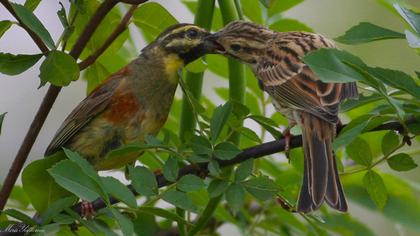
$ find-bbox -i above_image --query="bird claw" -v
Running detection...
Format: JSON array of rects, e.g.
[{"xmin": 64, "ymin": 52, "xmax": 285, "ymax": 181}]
[{"xmin": 81, "ymin": 201, "xmax": 95, "ymax": 219}]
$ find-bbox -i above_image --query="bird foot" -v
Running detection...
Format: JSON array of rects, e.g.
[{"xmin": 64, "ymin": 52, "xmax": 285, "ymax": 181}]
[{"xmin": 81, "ymin": 200, "xmax": 96, "ymax": 219}]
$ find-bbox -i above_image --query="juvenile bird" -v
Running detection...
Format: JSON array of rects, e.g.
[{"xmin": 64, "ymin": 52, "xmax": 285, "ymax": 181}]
[
  {"xmin": 45, "ymin": 24, "xmax": 212, "ymax": 170},
  {"xmin": 206, "ymin": 21, "xmax": 358, "ymax": 212}
]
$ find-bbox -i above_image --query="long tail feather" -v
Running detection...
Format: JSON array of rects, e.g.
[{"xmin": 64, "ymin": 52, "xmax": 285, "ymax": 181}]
[{"xmin": 296, "ymin": 112, "xmax": 347, "ymax": 212}]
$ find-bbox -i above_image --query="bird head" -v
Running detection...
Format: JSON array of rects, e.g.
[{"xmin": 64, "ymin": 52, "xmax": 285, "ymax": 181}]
[
  {"xmin": 142, "ymin": 23, "xmax": 213, "ymax": 64},
  {"xmin": 204, "ymin": 20, "xmax": 275, "ymax": 65}
]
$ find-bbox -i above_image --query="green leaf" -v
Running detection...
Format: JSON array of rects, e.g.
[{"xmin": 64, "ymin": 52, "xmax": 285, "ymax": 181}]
[
  {"xmin": 346, "ymin": 137, "xmax": 372, "ymax": 167},
  {"xmin": 129, "ymin": 166, "xmax": 158, "ymax": 196},
  {"xmin": 243, "ymin": 176, "xmax": 280, "ymax": 200},
  {"xmin": 241, "ymin": 0, "xmax": 263, "ymax": 24},
  {"xmin": 394, "ymin": 4, "xmax": 420, "ymax": 34},
  {"xmin": 22, "ymin": 153, "xmax": 70, "ymax": 213},
  {"xmin": 232, "ymin": 101, "xmax": 250, "ymax": 118},
  {"xmin": 40, "ymin": 196, "xmax": 78, "ymax": 225},
  {"xmin": 387, "ymin": 153, "xmax": 418, "ymax": 171},
  {"xmin": 208, "ymin": 160, "xmax": 221, "ymax": 176},
  {"xmin": 335, "ymin": 22, "xmax": 404, "ymax": 44},
  {"xmin": 303, "ymin": 48, "xmax": 366, "ymax": 83},
  {"xmin": 363, "ymin": 170, "xmax": 388, "ymax": 209},
  {"xmin": 0, "ymin": 53, "xmax": 42, "ymax": 75},
  {"xmin": 136, "ymin": 206, "xmax": 190, "ymax": 225},
  {"xmin": 190, "ymin": 135, "xmax": 213, "ymax": 156},
  {"xmin": 323, "ymin": 213, "xmax": 375, "ymax": 236},
  {"xmin": 210, "ymin": 101, "xmax": 233, "ymax": 144},
  {"xmin": 269, "ymin": 18, "xmax": 313, "ymax": 32},
  {"xmin": 9, "ymin": 185, "xmax": 30, "ymax": 209},
  {"xmin": 226, "ymin": 183, "xmax": 245, "ymax": 213},
  {"xmin": 39, "ymin": 51, "xmax": 80, "ymax": 86},
  {"xmin": 367, "ymin": 67, "xmax": 420, "ymax": 100},
  {"xmin": 177, "ymin": 174, "xmax": 205, "ymax": 192},
  {"xmin": 0, "ymin": 20, "xmax": 12, "ymax": 38},
  {"xmin": 145, "ymin": 134, "xmax": 162, "ymax": 146},
  {"xmin": 63, "ymin": 148, "xmax": 108, "ymax": 202},
  {"xmin": 24, "ymin": 0, "xmax": 42, "ymax": 11},
  {"xmin": 110, "ymin": 208, "xmax": 134, "ymax": 236},
  {"xmin": 248, "ymin": 115, "xmax": 282, "ymax": 138},
  {"xmin": 3, "ymin": 209, "xmax": 36, "ymax": 225},
  {"xmin": 344, "ymin": 172, "xmax": 420, "ymax": 231},
  {"xmin": 214, "ymin": 142, "xmax": 241, "ymax": 160},
  {"xmin": 0, "ymin": 112, "xmax": 6, "ymax": 135},
  {"xmin": 340, "ymin": 93, "xmax": 383, "ymax": 112},
  {"xmin": 333, "ymin": 115, "xmax": 371, "ymax": 149},
  {"xmin": 234, "ymin": 159, "xmax": 253, "ymax": 182},
  {"xmin": 267, "ymin": 0, "xmax": 303, "ymax": 17},
  {"xmin": 207, "ymin": 179, "xmax": 229, "ymax": 198},
  {"xmin": 238, "ymin": 127, "xmax": 261, "ymax": 143},
  {"xmin": 381, "ymin": 131, "xmax": 400, "ymax": 156},
  {"xmin": 185, "ymin": 58, "xmax": 207, "ymax": 73},
  {"xmin": 161, "ymin": 190, "xmax": 197, "ymax": 212},
  {"xmin": 188, "ymin": 154, "xmax": 209, "ymax": 163},
  {"xmin": 48, "ymin": 160, "xmax": 104, "ymax": 201},
  {"xmin": 11, "ymin": 3, "xmax": 55, "ymax": 49},
  {"xmin": 57, "ymin": 2, "xmax": 69, "ymax": 28},
  {"xmin": 101, "ymin": 176, "xmax": 137, "ymax": 208},
  {"xmin": 133, "ymin": 212, "xmax": 157, "ymax": 236},
  {"xmin": 132, "ymin": 2, "xmax": 178, "ymax": 42},
  {"xmin": 163, "ymin": 157, "xmax": 179, "ymax": 182},
  {"xmin": 84, "ymin": 61, "xmax": 111, "ymax": 93}
]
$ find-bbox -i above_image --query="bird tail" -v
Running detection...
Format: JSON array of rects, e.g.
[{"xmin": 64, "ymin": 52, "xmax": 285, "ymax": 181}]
[{"xmin": 296, "ymin": 112, "xmax": 348, "ymax": 213}]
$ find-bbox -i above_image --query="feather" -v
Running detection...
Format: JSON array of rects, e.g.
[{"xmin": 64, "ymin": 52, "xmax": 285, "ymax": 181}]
[{"xmin": 44, "ymin": 75, "xmax": 123, "ymax": 156}]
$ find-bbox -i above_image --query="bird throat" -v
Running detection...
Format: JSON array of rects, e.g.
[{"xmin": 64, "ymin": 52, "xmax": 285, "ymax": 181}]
[{"xmin": 163, "ymin": 54, "xmax": 184, "ymax": 83}]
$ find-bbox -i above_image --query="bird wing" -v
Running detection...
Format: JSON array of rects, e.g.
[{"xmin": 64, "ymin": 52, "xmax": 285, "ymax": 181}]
[
  {"xmin": 257, "ymin": 32, "xmax": 353, "ymax": 123},
  {"xmin": 44, "ymin": 74, "xmax": 124, "ymax": 156}
]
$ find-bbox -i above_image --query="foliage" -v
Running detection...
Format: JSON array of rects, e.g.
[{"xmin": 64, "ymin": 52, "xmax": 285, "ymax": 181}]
[{"xmin": 0, "ymin": 0, "xmax": 419, "ymax": 235}]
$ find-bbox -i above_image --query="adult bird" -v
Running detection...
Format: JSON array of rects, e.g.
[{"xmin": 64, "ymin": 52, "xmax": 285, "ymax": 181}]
[
  {"xmin": 205, "ymin": 21, "xmax": 358, "ymax": 212},
  {"xmin": 45, "ymin": 24, "xmax": 212, "ymax": 171}
]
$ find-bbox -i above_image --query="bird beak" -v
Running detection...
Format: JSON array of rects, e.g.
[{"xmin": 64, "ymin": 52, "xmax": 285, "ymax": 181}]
[{"xmin": 203, "ymin": 33, "xmax": 226, "ymax": 54}]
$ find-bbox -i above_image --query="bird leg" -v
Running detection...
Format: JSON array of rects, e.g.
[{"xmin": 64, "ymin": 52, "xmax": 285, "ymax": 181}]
[
  {"xmin": 81, "ymin": 200, "xmax": 95, "ymax": 219},
  {"xmin": 283, "ymin": 121, "xmax": 297, "ymax": 160}
]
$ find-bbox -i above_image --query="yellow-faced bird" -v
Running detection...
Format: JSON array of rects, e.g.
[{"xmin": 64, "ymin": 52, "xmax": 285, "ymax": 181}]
[
  {"xmin": 45, "ymin": 24, "xmax": 212, "ymax": 170},
  {"xmin": 205, "ymin": 21, "xmax": 358, "ymax": 212}
]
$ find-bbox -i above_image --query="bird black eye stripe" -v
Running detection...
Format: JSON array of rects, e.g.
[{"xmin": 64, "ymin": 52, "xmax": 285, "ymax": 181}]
[{"xmin": 230, "ymin": 44, "xmax": 241, "ymax": 51}]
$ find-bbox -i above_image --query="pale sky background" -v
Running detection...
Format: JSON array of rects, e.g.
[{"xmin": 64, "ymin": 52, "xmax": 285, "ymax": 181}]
[{"xmin": 0, "ymin": 0, "xmax": 419, "ymax": 235}]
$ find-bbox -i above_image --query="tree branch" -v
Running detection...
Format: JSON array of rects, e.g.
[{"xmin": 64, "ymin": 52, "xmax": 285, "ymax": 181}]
[
  {"xmin": 0, "ymin": 0, "xmax": 147, "ymax": 211},
  {"xmin": 0, "ymin": 0, "xmax": 49, "ymax": 53},
  {"xmin": 78, "ymin": 4, "xmax": 138, "ymax": 70},
  {"xmin": 66, "ymin": 118, "xmax": 418, "ymax": 217}
]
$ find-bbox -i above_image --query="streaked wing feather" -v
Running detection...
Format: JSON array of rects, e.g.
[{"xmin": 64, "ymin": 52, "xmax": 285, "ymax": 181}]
[
  {"xmin": 44, "ymin": 76, "xmax": 123, "ymax": 156},
  {"xmin": 257, "ymin": 32, "xmax": 346, "ymax": 123}
]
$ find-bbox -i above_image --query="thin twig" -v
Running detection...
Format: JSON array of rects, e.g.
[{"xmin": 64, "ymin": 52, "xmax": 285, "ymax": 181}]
[
  {"xmin": 68, "ymin": 0, "xmax": 119, "ymax": 58},
  {"xmin": 78, "ymin": 4, "xmax": 138, "ymax": 70}
]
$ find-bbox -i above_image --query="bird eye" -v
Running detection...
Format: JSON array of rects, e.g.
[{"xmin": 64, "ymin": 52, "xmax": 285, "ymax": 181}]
[
  {"xmin": 230, "ymin": 44, "xmax": 241, "ymax": 52},
  {"xmin": 186, "ymin": 29, "xmax": 198, "ymax": 39}
]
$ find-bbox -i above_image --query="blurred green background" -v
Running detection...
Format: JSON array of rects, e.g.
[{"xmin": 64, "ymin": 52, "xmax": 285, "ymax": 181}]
[{"xmin": 0, "ymin": 0, "xmax": 419, "ymax": 235}]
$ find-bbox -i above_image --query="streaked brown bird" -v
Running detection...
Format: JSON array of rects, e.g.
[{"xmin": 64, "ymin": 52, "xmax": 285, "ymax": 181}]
[
  {"xmin": 45, "ymin": 24, "xmax": 212, "ymax": 170},
  {"xmin": 206, "ymin": 21, "xmax": 358, "ymax": 212}
]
